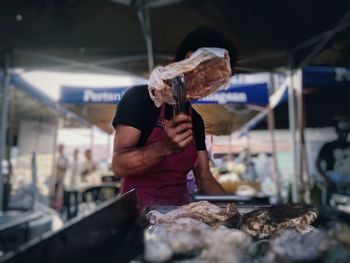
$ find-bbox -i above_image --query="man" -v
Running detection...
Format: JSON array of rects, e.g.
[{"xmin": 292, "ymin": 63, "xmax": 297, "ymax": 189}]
[
  {"xmin": 64, "ymin": 149, "xmax": 80, "ymax": 219},
  {"xmin": 69, "ymin": 149, "xmax": 80, "ymax": 189},
  {"xmin": 81, "ymin": 149, "xmax": 97, "ymax": 182},
  {"xmin": 112, "ymin": 27, "xmax": 237, "ymax": 209},
  {"xmin": 54, "ymin": 144, "xmax": 69, "ymax": 211},
  {"xmin": 316, "ymin": 118, "xmax": 350, "ymax": 202}
]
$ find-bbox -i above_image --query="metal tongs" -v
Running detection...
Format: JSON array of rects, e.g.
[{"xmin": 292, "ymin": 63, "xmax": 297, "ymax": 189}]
[{"xmin": 170, "ymin": 74, "xmax": 187, "ymax": 115}]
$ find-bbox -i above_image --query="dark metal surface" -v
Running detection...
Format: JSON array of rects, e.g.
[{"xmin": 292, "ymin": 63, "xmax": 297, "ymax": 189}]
[
  {"xmin": 0, "ymin": 211, "xmax": 42, "ymax": 232},
  {"xmin": 145, "ymin": 203, "xmax": 272, "ymax": 215},
  {"xmin": 0, "ymin": 211, "xmax": 44, "ymax": 252},
  {"xmin": 316, "ymin": 205, "xmax": 350, "ymax": 226},
  {"xmin": 1, "ymin": 189, "xmax": 143, "ymax": 263},
  {"xmin": 192, "ymin": 194, "xmax": 270, "ymax": 204}
]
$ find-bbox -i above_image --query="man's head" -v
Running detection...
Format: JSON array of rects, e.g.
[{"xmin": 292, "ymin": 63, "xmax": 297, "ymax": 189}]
[
  {"xmin": 73, "ymin": 149, "xmax": 79, "ymax": 160},
  {"xmin": 335, "ymin": 119, "xmax": 350, "ymax": 142},
  {"xmin": 58, "ymin": 144, "xmax": 64, "ymax": 155},
  {"xmin": 174, "ymin": 27, "xmax": 238, "ymax": 73},
  {"xmin": 85, "ymin": 149, "xmax": 92, "ymax": 160}
]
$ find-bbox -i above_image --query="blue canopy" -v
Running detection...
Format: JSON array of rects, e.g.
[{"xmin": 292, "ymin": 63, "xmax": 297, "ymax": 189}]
[
  {"xmin": 60, "ymin": 82, "xmax": 270, "ymax": 106},
  {"xmin": 11, "ymin": 74, "xmax": 60, "ymax": 111},
  {"xmin": 6, "ymin": 74, "xmax": 91, "ymax": 127}
]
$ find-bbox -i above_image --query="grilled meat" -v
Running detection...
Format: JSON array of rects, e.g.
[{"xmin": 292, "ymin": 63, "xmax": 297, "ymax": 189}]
[
  {"xmin": 238, "ymin": 204, "xmax": 318, "ymax": 239},
  {"xmin": 147, "ymin": 201, "xmax": 240, "ymax": 226}
]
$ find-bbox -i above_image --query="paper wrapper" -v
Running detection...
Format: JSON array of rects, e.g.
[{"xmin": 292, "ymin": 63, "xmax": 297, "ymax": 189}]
[{"xmin": 148, "ymin": 48, "xmax": 232, "ymax": 107}]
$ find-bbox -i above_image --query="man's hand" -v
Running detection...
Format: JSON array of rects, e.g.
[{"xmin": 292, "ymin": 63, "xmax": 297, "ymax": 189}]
[
  {"xmin": 112, "ymin": 114, "xmax": 193, "ymax": 177},
  {"xmin": 159, "ymin": 114, "xmax": 193, "ymax": 156}
]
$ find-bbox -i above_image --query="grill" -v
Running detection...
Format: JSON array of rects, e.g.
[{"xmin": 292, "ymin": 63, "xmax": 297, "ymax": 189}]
[{"xmin": 2, "ymin": 190, "xmax": 349, "ymax": 263}]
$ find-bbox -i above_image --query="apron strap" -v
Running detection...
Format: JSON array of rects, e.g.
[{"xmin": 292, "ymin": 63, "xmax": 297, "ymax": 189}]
[
  {"xmin": 160, "ymin": 103, "xmax": 166, "ymax": 118},
  {"xmin": 188, "ymin": 104, "xmax": 192, "ymax": 117}
]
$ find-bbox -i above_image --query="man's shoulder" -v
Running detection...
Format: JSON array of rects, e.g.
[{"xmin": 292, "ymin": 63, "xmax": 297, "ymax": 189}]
[
  {"xmin": 320, "ymin": 140, "xmax": 350, "ymax": 152},
  {"xmin": 123, "ymin": 84, "xmax": 149, "ymax": 98},
  {"xmin": 120, "ymin": 85, "xmax": 155, "ymax": 107},
  {"xmin": 190, "ymin": 105, "xmax": 204, "ymax": 126},
  {"xmin": 326, "ymin": 140, "xmax": 350, "ymax": 147},
  {"xmin": 320, "ymin": 141, "xmax": 337, "ymax": 150}
]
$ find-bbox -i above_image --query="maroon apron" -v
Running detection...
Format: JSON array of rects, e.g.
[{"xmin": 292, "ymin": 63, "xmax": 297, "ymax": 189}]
[{"xmin": 120, "ymin": 104, "xmax": 198, "ymax": 210}]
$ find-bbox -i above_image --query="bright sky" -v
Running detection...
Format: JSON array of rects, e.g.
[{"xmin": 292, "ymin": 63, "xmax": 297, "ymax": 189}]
[{"xmin": 19, "ymin": 70, "xmax": 147, "ymax": 101}]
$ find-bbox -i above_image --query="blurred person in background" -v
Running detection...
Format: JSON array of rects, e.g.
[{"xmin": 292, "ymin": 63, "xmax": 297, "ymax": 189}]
[
  {"xmin": 81, "ymin": 149, "xmax": 97, "ymax": 182},
  {"xmin": 54, "ymin": 144, "xmax": 69, "ymax": 211},
  {"xmin": 69, "ymin": 149, "xmax": 81, "ymax": 189},
  {"xmin": 63, "ymin": 148, "xmax": 81, "ymax": 220},
  {"xmin": 316, "ymin": 117, "xmax": 350, "ymax": 202}
]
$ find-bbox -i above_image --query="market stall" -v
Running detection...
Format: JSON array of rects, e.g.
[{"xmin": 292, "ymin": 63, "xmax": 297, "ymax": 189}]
[
  {"xmin": 291, "ymin": 66, "xmax": 350, "ymax": 204},
  {"xmin": 238, "ymin": 67, "xmax": 350, "ymax": 203},
  {"xmin": 0, "ymin": 73, "xmax": 94, "ymax": 254},
  {"xmin": 60, "ymin": 81, "xmax": 286, "ymax": 201}
]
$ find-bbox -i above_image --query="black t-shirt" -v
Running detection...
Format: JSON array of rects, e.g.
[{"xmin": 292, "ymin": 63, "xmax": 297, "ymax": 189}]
[
  {"xmin": 112, "ymin": 85, "xmax": 206, "ymax": 151},
  {"xmin": 318, "ymin": 140, "xmax": 350, "ymax": 173}
]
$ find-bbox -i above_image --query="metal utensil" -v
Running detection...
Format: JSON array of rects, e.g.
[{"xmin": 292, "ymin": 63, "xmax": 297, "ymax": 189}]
[{"xmin": 170, "ymin": 74, "xmax": 187, "ymax": 115}]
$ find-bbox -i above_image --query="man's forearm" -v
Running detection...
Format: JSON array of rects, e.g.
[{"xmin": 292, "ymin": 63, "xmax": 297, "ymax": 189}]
[
  {"xmin": 200, "ymin": 176, "xmax": 225, "ymax": 195},
  {"xmin": 316, "ymin": 159, "xmax": 330, "ymax": 183},
  {"xmin": 112, "ymin": 142, "xmax": 165, "ymax": 177}
]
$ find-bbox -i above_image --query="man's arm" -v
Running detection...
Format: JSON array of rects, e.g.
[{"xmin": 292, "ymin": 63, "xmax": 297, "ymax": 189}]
[
  {"xmin": 316, "ymin": 155, "xmax": 331, "ymax": 185},
  {"xmin": 112, "ymin": 114, "xmax": 194, "ymax": 177},
  {"xmin": 193, "ymin": 151, "xmax": 225, "ymax": 194},
  {"xmin": 316, "ymin": 143, "xmax": 335, "ymax": 185}
]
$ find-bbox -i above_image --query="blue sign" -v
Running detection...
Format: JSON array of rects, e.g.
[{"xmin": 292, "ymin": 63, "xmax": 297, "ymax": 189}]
[
  {"xmin": 60, "ymin": 86, "xmax": 128, "ymax": 104},
  {"xmin": 193, "ymin": 83, "xmax": 269, "ymax": 106},
  {"xmin": 303, "ymin": 66, "xmax": 350, "ymax": 88},
  {"xmin": 60, "ymin": 82, "xmax": 269, "ymax": 106}
]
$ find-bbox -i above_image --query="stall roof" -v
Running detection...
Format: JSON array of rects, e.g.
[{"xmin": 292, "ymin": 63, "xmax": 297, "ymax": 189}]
[{"xmin": 0, "ymin": 0, "xmax": 349, "ymax": 75}]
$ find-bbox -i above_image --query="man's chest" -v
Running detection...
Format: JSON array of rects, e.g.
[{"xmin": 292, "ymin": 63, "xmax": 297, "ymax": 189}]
[{"xmin": 331, "ymin": 146, "xmax": 350, "ymax": 173}]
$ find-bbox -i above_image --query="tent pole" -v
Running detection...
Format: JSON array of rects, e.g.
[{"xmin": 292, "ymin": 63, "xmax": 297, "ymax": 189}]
[
  {"xmin": 0, "ymin": 51, "xmax": 11, "ymax": 211},
  {"xmin": 292, "ymin": 20, "xmax": 350, "ymax": 53},
  {"xmin": 288, "ymin": 70, "xmax": 299, "ymax": 203},
  {"xmin": 90, "ymin": 126, "xmax": 95, "ymax": 158},
  {"xmin": 267, "ymin": 105, "xmax": 282, "ymax": 202},
  {"xmin": 137, "ymin": 5, "xmax": 154, "ymax": 74},
  {"xmin": 295, "ymin": 69, "xmax": 311, "ymax": 203},
  {"xmin": 31, "ymin": 152, "xmax": 38, "ymax": 211},
  {"xmin": 107, "ymin": 134, "xmax": 111, "ymax": 161},
  {"xmin": 295, "ymin": 70, "xmax": 304, "ymax": 201},
  {"xmin": 229, "ymin": 131, "xmax": 233, "ymax": 161},
  {"xmin": 297, "ymin": 8, "xmax": 350, "ymax": 68},
  {"xmin": 4, "ymin": 82, "xmax": 14, "ymax": 210},
  {"xmin": 50, "ymin": 104, "xmax": 60, "ymax": 207}
]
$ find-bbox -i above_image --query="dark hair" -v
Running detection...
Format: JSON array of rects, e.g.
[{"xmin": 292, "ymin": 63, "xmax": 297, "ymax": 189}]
[
  {"xmin": 174, "ymin": 27, "xmax": 238, "ymax": 72},
  {"xmin": 334, "ymin": 116, "xmax": 350, "ymax": 132}
]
